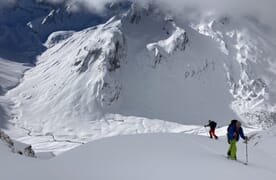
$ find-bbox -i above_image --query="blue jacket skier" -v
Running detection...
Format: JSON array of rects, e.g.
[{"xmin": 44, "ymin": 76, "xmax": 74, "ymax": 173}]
[{"xmin": 227, "ymin": 120, "xmax": 248, "ymax": 160}]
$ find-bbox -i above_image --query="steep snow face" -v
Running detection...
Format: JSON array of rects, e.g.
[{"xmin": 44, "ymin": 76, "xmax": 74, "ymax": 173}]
[
  {"xmin": 2, "ymin": 4, "xmax": 237, "ymax": 153},
  {"xmin": 112, "ymin": 4, "xmax": 237, "ymax": 124},
  {"xmin": 3, "ymin": 12, "xmax": 194, "ymax": 154},
  {"xmin": 190, "ymin": 15, "xmax": 276, "ymax": 128},
  {"xmin": 6, "ymin": 4, "xmax": 237, "ymax": 133},
  {"xmin": 7, "ymin": 17, "xmax": 127, "ymax": 133}
]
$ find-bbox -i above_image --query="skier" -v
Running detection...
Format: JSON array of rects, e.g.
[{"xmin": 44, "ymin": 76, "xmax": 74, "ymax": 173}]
[
  {"xmin": 227, "ymin": 120, "xmax": 248, "ymax": 160},
  {"xmin": 204, "ymin": 120, "xmax": 218, "ymax": 139},
  {"xmin": 227, "ymin": 119, "xmax": 237, "ymax": 143}
]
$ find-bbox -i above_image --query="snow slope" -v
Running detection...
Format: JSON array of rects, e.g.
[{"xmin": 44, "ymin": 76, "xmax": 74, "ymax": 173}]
[
  {"xmin": 190, "ymin": 15, "xmax": 276, "ymax": 128},
  {"xmin": 6, "ymin": 5, "xmax": 237, "ymax": 128},
  {"xmin": 2, "ymin": 4, "xmax": 237, "ymax": 153},
  {"xmin": 250, "ymin": 125, "xmax": 276, "ymax": 158},
  {"xmin": 1, "ymin": 2, "xmax": 276, "ymax": 155},
  {"xmin": 0, "ymin": 133, "xmax": 275, "ymax": 180}
]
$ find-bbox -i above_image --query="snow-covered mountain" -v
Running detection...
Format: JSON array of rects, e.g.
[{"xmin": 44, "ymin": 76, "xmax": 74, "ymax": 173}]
[
  {"xmin": 0, "ymin": 0, "xmax": 127, "ymax": 62},
  {"xmin": 0, "ymin": 1, "xmax": 276, "ymax": 154}
]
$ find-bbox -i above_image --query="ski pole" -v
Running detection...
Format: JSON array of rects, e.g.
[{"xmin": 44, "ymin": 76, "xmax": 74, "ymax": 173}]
[{"xmin": 245, "ymin": 139, "xmax": 248, "ymax": 165}]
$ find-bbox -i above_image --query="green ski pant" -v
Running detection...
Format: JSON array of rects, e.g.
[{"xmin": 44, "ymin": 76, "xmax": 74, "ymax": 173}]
[{"xmin": 228, "ymin": 139, "xmax": 237, "ymax": 160}]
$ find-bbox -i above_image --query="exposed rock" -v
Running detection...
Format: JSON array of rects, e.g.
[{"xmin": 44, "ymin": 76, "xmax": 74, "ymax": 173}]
[{"xmin": 0, "ymin": 129, "xmax": 36, "ymax": 158}]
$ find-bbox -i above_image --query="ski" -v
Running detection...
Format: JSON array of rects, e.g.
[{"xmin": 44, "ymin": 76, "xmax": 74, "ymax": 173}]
[{"xmin": 223, "ymin": 155, "xmax": 248, "ymax": 165}]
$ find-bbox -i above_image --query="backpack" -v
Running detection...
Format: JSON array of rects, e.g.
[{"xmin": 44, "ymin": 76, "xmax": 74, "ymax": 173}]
[
  {"xmin": 212, "ymin": 121, "xmax": 217, "ymax": 128},
  {"xmin": 227, "ymin": 120, "xmax": 238, "ymax": 133}
]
